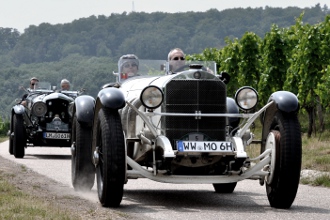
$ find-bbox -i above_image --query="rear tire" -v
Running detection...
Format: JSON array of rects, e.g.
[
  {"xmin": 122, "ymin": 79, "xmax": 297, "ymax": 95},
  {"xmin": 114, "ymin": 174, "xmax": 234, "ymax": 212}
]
[
  {"xmin": 263, "ymin": 111, "xmax": 301, "ymax": 209},
  {"xmin": 95, "ymin": 108, "xmax": 125, "ymax": 207},
  {"xmin": 213, "ymin": 182, "xmax": 237, "ymax": 193},
  {"xmin": 71, "ymin": 114, "xmax": 95, "ymax": 191},
  {"xmin": 13, "ymin": 114, "xmax": 26, "ymax": 158}
]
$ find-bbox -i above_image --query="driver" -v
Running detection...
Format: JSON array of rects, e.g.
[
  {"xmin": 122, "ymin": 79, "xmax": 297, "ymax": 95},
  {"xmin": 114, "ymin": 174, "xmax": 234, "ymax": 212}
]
[
  {"xmin": 21, "ymin": 77, "xmax": 39, "ymax": 106},
  {"xmin": 118, "ymin": 54, "xmax": 139, "ymax": 80},
  {"xmin": 29, "ymin": 77, "xmax": 39, "ymax": 89},
  {"xmin": 168, "ymin": 48, "xmax": 186, "ymax": 74}
]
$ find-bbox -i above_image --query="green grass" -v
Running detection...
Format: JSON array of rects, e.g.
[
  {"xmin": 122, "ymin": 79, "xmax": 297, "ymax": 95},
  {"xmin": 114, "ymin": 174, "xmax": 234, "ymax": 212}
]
[
  {"xmin": 0, "ymin": 172, "xmax": 79, "ymax": 220},
  {"xmin": 300, "ymin": 174, "xmax": 330, "ymax": 187},
  {"xmin": 0, "ymin": 136, "xmax": 8, "ymax": 143}
]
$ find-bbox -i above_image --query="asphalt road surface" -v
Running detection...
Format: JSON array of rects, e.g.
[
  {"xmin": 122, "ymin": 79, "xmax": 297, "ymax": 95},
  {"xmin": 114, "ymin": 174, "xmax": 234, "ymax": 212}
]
[{"xmin": 1, "ymin": 140, "xmax": 330, "ymax": 220}]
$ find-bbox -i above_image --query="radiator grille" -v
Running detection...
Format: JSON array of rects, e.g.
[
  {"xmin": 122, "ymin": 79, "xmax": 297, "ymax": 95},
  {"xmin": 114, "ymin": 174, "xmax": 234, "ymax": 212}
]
[
  {"xmin": 162, "ymin": 79, "xmax": 227, "ymax": 149},
  {"xmin": 44, "ymin": 99, "xmax": 71, "ymax": 124}
]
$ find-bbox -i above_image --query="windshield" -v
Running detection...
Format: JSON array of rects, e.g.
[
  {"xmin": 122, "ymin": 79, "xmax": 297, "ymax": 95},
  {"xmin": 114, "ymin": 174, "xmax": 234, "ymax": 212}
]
[
  {"xmin": 32, "ymin": 81, "xmax": 51, "ymax": 90},
  {"xmin": 116, "ymin": 60, "xmax": 217, "ymax": 82}
]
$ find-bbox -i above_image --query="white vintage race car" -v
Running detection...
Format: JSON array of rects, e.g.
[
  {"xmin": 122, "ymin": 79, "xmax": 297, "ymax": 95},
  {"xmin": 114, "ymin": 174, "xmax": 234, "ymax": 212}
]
[{"xmin": 71, "ymin": 59, "xmax": 301, "ymax": 209}]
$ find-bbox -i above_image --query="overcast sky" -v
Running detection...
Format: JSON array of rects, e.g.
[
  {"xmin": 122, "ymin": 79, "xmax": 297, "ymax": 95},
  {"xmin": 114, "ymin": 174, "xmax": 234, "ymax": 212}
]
[{"xmin": 0, "ymin": 0, "xmax": 328, "ymax": 32}]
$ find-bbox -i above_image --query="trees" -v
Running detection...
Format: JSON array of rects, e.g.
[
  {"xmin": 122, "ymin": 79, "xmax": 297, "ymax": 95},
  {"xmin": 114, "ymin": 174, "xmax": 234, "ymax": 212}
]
[
  {"xmin": 238, "ymin": 32, "xmax": 261, "ymax": 89},
  {"xmin": 0, "ymin": 28, "xmax": 20, "ymax": 55},
  {"xmin": 1, "ymin": 7, "xmax": 330, "ymax": 136},
  {"xmin": 1, "ymin": 5, "xmax": 327, "ymax": 65},
  {"xmin": 258, "ymin": 25, "xmax": 290, "ymax": 105},
  {"xmin": 283, "ymin": 15, "xmax": 330, "ymax": 137},
  {"xmin": 190, "ymin": 14, "xmax": 330, "ymax": 137}
]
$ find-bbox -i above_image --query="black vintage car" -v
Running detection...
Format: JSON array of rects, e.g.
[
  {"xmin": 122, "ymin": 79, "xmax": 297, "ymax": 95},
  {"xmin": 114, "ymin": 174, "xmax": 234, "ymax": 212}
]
[
  {"xmin": 71, "ymin": 60, "xmax": 302, "ymax": 209},
  {"xmin": 9, "ymin": 81, "xmax": 83, "ymax": 158}
]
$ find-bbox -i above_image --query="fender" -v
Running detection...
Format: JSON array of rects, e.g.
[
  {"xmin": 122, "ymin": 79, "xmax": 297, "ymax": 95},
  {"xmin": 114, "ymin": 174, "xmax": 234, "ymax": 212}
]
[
  {"xmin": 13, "ymin": 104, "xmax": 25, "ymax": 115},
  {"xmin": 267, "ymin": 91, "xmax": 299, "ymax": 113},
  {"xmin": 227, "ymin": 97, "xmax": 240, "ymax": 134},
  {"xmin": 227, "ymin": 97, "xmax": 239, "ymax": 123},
  {"xmin": 97, "ymin": 87, "xmax": 125, "ymax": 110},
  {"xmin": 74, "ymin": 95, "xmax": 95, "ymax": 126}
]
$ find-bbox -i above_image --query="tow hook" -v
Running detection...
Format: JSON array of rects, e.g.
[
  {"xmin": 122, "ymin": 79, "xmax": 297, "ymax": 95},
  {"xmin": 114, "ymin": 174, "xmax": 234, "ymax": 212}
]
[
  {"xmin": 93, "ymin": 146, "xmax": 99, "ymax": 166},
  {"xmin": 71, "ymin": 142, "xmax": 75, "ymax": 155}
]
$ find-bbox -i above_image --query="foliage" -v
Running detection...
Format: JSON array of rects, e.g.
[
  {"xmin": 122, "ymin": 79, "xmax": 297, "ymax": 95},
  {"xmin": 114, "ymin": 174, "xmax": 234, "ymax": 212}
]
[
  {"xmin": 218, "ymin": 38, "xmax": 241, "ymax": 96},
  {"xmin": 238, "ymin": 32, "xmax": 261, "ymax": 89},
  {"xmin": 1, "ymin": 6, "xmax": 330, "ymax": 136},
  {"xmin": 0, "ymin": 5, "xmax": 328, "ymax": 65},
  {"xmin": 0, "ymin": 117, "xmax": 9, "ymax": 136},
  {"xmin": 0, "ymin": 55, "xmax": 118, "ymax": 118},
  {"xmin": 258, "ymin": 25, "xmax": 290, "ymax": 105}
]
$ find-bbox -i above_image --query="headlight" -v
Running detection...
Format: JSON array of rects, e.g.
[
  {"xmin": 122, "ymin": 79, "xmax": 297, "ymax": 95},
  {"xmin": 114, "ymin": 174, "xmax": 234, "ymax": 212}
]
[
  {"xmin": 235, "ymin": 86, "xmax": 258, "ymax": 111},
  {"xmin": 32, "ymin": 101, "xmax": 47, "ymax": 117},
  {"xmin": 68, "ymin": 102, "xmax": 74, "ymax": 117},
  {"xmin": 140, "ymin": 86, "xmax": 164, "ymax": 109}
]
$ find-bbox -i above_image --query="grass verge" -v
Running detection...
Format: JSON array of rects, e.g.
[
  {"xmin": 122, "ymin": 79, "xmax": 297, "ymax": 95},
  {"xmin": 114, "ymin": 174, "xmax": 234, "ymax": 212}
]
[{"xmin": 0, "ymin": 171, "xmax": 80, "ymax": 220}]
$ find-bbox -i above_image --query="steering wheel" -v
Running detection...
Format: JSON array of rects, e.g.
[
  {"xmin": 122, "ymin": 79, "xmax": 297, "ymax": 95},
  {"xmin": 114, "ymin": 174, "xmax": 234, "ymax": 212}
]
[
  {"xmin": 172, "ymin": 64, "xmax": 190, "ymax": 73},
  {"xmin": 174, "ymin": 64, "xmax": 208, "ymax": 73}
]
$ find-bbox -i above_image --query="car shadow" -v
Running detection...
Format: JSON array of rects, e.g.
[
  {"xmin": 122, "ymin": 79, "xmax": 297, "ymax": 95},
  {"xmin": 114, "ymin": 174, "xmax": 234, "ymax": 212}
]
[{"xmin": 25, "ymin": 154, "xmax": 71, "ymax": 160}]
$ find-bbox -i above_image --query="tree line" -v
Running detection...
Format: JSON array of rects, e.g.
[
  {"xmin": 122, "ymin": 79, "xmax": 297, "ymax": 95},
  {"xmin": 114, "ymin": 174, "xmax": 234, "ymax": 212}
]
[
  {"xmin": 191, "ymin": 13, "xmax": 330, "ymax": 137},
  {"xmin": 0, "ymin": 4, "xmax": 329, "ymax": 65},
  {"xmin": 0, "ymin": 5, "xmax": 329, "ymax": 137}
]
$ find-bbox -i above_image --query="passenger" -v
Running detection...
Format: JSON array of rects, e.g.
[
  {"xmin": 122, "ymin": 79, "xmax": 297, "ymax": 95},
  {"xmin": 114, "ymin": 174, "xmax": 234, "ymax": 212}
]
[
  {"xmin": 21, "ymin": 77, "xmax": 39, "ymax": 106},
  {"xmin": 61, "ymin": 79, "xmax": 71, "ymax": 90},
  {"xmin": 118, "ymin": 54, "xmax": 139, "ymax": 80},
  {"xmin": 167, "ymin": 48, "xmax": 186, "ymax": 73}
]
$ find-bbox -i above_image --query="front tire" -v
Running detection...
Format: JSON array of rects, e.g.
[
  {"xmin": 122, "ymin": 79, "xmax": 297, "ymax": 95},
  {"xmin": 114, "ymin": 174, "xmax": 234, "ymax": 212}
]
[
  {"xmin": 263, "ymin": 111, "xmax": 301, "ymax": 209},
  {"xmin": 95, "ymin": 108, "xmax": 125, "ymax": 207},
  {"xmin": 13, "ymin": 114, "xmax": 26, "ymax": 158},
  {"xmin": 213, "ymin": 182, "xmax": 237, "ymax": 193},
  {"xmin": 71, "ymin": 114, "xmax": 95, "ymax": 191}
]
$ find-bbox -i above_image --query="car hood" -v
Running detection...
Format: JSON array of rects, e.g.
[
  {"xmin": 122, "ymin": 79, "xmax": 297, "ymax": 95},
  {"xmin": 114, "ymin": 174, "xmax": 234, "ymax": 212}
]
[{"xmin": 33, "ymin": 92, "xmax": 74, "ymax": 103}]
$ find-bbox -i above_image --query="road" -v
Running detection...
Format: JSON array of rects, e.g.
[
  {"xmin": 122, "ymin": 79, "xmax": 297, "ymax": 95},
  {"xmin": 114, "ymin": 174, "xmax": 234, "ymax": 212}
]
[{"xmin": 1, "ymin": 140, "xmax": 330, "ymax": 220}]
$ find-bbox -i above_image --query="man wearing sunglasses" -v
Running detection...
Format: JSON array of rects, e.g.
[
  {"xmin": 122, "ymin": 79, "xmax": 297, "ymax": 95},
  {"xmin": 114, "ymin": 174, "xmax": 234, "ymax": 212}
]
[
  {"xmin": 118, "ymin": 54, "xmax": 139, "ymax": 80},
  {"xmin": 21, "ymin": 77, "xmax": 39, "ymax": 106},
  {"xmin": 29, "ymin": 77, "xmax": 39, "ymax": 89},
  {"xmin": 168, "ymin": 48, "xmax": 186, "ymax": 74}
]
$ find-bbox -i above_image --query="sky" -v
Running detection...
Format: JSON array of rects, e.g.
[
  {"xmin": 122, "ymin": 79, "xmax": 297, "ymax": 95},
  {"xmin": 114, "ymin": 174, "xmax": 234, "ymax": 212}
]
[{"xmin": 0, "ymin": 0, "xmax": 328, "ymax": 33}]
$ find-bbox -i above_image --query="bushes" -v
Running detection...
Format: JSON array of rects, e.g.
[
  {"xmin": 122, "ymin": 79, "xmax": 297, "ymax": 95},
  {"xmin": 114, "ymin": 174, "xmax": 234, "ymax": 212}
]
[{"xmin": 0, "ymin": 117, "xmax": 10, "ymax": 136}]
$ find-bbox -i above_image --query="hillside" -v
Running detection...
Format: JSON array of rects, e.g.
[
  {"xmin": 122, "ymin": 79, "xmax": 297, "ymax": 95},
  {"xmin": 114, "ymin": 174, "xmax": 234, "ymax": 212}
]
[{"xmin": 0, "ymin": 4, "xmax": 329, "ymax": 119}]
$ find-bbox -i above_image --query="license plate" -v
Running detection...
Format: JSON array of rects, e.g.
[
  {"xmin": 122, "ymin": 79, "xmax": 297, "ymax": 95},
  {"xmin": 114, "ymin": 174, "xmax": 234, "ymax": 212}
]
[
  {"xmin": 43, "ymin": 132, "xmax": 70, "ymax": 139},
  {"xmin": 177, "ymin": 141, "xmax": 233, "ymax": 152}
]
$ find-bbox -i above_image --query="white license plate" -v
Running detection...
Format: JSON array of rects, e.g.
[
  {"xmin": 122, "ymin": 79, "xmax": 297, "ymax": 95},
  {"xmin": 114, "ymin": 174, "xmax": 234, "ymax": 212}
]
[
  {"xmin": 177, "ymin": 141, "xmax": 233, "ymax": 152},
  {"xmin": 43, "ymin": 132, "xmax": 70, "ymax": 139}
]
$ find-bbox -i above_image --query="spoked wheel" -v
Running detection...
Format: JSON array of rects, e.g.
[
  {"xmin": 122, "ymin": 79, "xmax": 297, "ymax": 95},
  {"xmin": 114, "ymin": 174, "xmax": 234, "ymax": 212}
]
[
  {"xmin": 71, "ymin": 114, "xmax": 95, "ymax": 191},
  {"xmin": 13, "ymin": 114, "xmax": 26, "ymax": 158},
  {"xmin": 95, "ymin": 108, "xmax": 126, "ymax": 207},
  {"xmin": 263, "ymin": 110, "xmax": 301, "ymax": 209},
  {"xmin": 213, "ymin": 182, "xmax": 237, "ymax": 193}
]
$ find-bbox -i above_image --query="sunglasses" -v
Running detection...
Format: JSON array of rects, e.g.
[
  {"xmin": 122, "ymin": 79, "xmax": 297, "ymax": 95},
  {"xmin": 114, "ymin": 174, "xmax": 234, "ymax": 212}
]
[
  {"xmin": 172, "ymin": 57, "xmax": 185, "ymax": 61},
  {"xmin": 124, "ymin": 63, "xmax": 138, "ymax": 68},
  {"xmin": 31, "ymin": 83, "xmax": 35, "ymax": 86}
]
